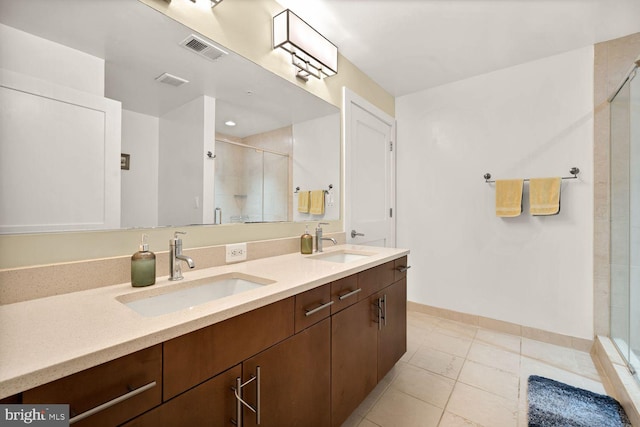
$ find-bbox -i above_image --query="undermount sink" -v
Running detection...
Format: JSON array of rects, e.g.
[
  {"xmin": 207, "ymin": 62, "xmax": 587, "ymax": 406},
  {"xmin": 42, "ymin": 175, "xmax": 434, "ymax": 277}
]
[
  {"xmin": 117, "ymin": 273, "xmax": 275, "ymax": 317},
  {"xmin": 307, "ymin": 250, "xmax": 375, "ymax": 263}
]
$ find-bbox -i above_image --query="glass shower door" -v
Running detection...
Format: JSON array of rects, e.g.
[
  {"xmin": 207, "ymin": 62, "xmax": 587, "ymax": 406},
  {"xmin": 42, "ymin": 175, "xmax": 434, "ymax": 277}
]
[{"xmin": 610, "ymin": 66, "xmax": 639, "ymax": 374}]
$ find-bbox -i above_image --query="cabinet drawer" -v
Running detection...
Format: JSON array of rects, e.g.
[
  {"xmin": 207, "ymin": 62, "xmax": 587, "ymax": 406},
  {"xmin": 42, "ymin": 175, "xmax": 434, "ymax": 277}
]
[
  {"xmin": 123, "ymin": 365, "xmax": 241, "ymax": 427},
  {"xmin": 163, "ymin": 297, "xmax": 294, "ymax": 400},
  {"xmin": 394, "ymin": 256, "xmax": 409, "ymax": 282},
  {"xmin": 295, "ymin": 283, "xmax": 332, "ymax": 333},
  {"xmin": 330, "ymin": 274, "xmax": 360, "ymax": 314},
  {"xmin": 23, "ymin": 345, "xmax": 162, "ymax": 427},
  {"xmin": 357, "ymin": 261, "xmax": 395, "ymax": 298}
]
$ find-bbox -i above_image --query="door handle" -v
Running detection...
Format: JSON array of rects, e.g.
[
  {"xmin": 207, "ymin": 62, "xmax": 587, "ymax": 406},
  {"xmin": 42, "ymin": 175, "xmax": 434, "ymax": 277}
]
[{"xmin": 351, "ymin": 230, "xmax": 365, "ymax": 238}]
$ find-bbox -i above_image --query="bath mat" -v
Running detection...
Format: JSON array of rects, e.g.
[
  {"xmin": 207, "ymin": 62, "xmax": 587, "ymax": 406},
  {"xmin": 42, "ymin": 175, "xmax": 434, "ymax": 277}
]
[{"xmin": 528, "ymin": 375, "xmax": 631, "ymax": 427}]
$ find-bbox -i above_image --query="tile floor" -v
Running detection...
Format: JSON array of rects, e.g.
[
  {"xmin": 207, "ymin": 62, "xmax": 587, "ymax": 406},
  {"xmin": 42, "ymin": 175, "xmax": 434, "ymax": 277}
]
[{"xmin": 342, "ymin": 310, "xmax": 609, "ymax": 427}]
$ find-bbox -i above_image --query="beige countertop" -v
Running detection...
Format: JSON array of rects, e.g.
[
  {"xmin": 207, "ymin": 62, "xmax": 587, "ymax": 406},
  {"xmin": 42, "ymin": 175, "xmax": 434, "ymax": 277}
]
[{"xmin": 0, "ymin": 244, "xmax": 409, "ymax": 398}]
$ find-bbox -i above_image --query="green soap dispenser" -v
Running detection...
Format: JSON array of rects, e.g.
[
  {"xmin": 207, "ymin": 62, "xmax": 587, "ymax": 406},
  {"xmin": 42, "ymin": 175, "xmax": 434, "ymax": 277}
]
[
  {"xmin": 301, "ymin": 224, "xmax": 313, "ymax": 254},
  {"xmin": 131, "ymin": 234, "xmax": 156, "ymax": 287}
]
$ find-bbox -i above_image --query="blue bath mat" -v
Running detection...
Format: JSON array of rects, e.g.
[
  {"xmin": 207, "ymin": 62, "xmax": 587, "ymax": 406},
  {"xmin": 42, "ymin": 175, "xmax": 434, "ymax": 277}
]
[{"xmin": 528, "ymin": 375, "xmax": 631, "ymax": 427}]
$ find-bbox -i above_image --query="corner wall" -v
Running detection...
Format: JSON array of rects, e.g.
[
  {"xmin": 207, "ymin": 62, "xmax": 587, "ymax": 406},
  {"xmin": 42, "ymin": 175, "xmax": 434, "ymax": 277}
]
[{"xmin": 397, "ymin": 46, "xmax": 594, "ymax": 339}]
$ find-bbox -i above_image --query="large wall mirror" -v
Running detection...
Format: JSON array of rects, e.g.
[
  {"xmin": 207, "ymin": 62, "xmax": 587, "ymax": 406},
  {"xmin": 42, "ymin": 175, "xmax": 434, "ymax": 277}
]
[{"xmin": 0, "ymin": 0, "xmax": 340, "ymax": 235}]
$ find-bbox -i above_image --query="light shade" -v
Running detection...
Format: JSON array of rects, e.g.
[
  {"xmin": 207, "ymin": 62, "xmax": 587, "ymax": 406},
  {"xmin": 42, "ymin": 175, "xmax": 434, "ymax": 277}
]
[{"xmin": 273, "ymin": 9, "xmax": 338, "ymax": 80}]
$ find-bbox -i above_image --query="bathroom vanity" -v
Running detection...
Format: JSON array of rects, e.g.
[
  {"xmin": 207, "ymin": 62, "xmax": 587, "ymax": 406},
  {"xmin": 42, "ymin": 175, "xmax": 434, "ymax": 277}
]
[{"xmin": 0, "ymin": 246, "xmax": 409, "ymax": 427}]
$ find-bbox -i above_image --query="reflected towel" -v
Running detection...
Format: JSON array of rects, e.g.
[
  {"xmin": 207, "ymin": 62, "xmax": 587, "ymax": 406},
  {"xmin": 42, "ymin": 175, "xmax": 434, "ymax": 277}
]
[
  {"xmin": 298, "ymin": 191, "xmax": 310, "ymax": 213},
  {"xmin": 495, "ymin": 179, "xmax": 524, "ymax": 217},
  {"xmin": 309, "ymin": 190, "xmax": 325, "ymax": 215},
  {"xmin": 529, "ymin": 177, "xmax": 561, "ymax": 215}
]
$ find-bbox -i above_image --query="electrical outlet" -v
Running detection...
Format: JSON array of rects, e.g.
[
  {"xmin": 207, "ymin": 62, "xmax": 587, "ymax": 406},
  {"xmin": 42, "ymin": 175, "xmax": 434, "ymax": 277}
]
[{"xmin": 226, "ymin": 243, "xmax": 247, "ymax": 263}]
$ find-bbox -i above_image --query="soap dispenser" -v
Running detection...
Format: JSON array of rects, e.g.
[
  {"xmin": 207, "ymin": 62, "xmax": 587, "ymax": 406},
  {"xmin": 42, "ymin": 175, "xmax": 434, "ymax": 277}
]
[
  {"xmin": 300, "ymin": 224, "xmax": 313, "ymax": 254},
  {"xmin": 131, "ymin": 234, "xmax": 156, "ymax": 287}
]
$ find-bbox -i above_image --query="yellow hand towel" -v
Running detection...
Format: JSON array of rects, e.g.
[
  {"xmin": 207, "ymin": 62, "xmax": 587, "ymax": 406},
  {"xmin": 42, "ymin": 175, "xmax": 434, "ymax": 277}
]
[
  {"xmin": 529, "ymin": 177, "xmax": 561, "ymax": 215},
  {"xmin": 309, "ymin": 190, "xmax": 325, "ymax": 215},
  {"xmin": 298, "ymin": 191, "xmax": 310, "ymax": 213},
  {"xmin": 495, "ymin": 179, "xmax": 524, "ymax": 217}
]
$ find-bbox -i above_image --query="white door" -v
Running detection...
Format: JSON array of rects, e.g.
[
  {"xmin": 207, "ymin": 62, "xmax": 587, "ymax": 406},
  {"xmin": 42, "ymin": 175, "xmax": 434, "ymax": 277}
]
[{"xmin": 344, "ymin": 88, "xmax": 396, "ymax": 247}]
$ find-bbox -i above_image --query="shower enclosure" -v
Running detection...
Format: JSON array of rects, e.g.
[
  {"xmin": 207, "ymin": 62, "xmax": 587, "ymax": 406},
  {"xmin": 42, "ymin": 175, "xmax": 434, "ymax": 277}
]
[
  {"xmin": 610, "ymin": 57, "xmax": 640, "ymax": 375},
  {"xmin": 213, "ymin": 138, "xmax": 290, "ymax": 224}
]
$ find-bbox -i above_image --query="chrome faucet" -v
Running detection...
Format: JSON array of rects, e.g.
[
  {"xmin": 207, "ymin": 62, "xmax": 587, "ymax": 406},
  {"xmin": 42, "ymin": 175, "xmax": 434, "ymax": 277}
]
[
  {"xmin": 169, "ymin": 232, "xmax": 195, "ymax": 281},
  {"xmin": 315, "ymin": 222, "xmax": 337, "ymax": 253}
]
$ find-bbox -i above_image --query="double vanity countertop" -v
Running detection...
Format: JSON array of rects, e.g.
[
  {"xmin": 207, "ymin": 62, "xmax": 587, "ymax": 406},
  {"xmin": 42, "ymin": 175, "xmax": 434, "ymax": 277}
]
[{"xmin": 0, "ymin": 244, "xmax": 409, "ymax": 399}]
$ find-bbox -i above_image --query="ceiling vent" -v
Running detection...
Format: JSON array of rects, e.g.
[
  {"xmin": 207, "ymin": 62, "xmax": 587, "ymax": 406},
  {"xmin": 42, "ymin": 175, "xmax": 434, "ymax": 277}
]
[
  {"xmin": 155, "ymin": 72, "xmax": 189, "ymax": 87},
  {"xmin": 180, "ymin": 34, "xmax": 227, "ymax": 62}
]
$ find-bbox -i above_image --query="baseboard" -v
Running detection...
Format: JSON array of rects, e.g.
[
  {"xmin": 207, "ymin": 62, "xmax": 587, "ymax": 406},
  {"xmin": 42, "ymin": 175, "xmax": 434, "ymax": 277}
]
[{"xmin": 407, "ymin": 301, "xmax": 593, "ymax": 352}]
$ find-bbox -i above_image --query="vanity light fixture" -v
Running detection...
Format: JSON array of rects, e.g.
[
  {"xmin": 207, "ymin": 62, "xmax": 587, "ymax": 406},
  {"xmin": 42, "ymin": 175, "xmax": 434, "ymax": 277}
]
[{"xmin": 273, "ymin": 9, "xmax": 338, "ymax": 81}]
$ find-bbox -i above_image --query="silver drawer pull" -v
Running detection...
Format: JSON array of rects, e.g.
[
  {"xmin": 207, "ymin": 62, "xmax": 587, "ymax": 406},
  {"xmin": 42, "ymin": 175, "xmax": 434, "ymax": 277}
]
[
  {"xmin": 304, "ymin": 301, "xmax": 334, "ymax": 316},
  {"xmin": 338, "ymin": 288, "xmax": 362, "ymax": 300},
  {"xmin": 69, "ymin": 381, "xmax": 156, "ymax": 424},
  {"xmin": 396, "ymin": 265, "xmax": 411, "ymax": 273}
]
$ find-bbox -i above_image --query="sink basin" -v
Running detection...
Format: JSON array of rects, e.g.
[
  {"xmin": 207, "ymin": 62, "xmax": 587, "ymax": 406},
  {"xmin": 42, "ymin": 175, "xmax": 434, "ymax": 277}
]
[
  {"xmin": 117, "ymin": 273, "xmax": 275, "ymax": 317},
  {"xmin": 307, "ymin": 250, "xmax": 375, "ymax": 263}
]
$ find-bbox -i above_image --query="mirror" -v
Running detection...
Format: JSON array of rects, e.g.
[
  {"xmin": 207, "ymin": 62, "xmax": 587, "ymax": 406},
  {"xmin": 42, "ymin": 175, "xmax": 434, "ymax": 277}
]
[{"xmin": 0, "ymin": 0, "xmax": 340, "ymax": 234}]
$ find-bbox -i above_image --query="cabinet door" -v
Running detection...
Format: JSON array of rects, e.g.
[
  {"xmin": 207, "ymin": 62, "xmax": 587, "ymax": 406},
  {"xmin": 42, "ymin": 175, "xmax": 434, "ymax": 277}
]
[
  {"xmin": 241, "ymin": 318, "xmax": 331, "ymax": 427},
  {"xmin": 123, "ymin": 365, "xmax": 241, "ymax": 427},
  {"xmin": 331, "ymin": 298, "xmax": 378, "ymax": 427},
  {"xmin": 377, "ymin": 278, "xmax": 407, "ymax": 381}
]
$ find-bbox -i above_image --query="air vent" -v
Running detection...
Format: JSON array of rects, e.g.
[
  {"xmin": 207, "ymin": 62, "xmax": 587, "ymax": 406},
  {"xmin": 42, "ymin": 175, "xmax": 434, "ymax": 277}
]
[
  {"xmin": 155, "ymin": 73, "xmax": 189, "ymax": 87},
  {"xmin": 180, "ymin": 34, "xmax": 227, "ymax": 62}
]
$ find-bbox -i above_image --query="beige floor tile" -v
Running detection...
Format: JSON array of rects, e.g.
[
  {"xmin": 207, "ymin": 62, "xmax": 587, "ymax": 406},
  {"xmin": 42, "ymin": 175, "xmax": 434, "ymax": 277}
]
[
  {"xmin": 424, "ymin": 330, "xmax": 473, "ymax": 358},
  {"xmin": 409, "ymin": 345, "xmax": 465, "ymax": 379},
  {"xmin": 446, "ymin": 382, "xmax": 518, "ymax": 427},
  {"xmin": 474, "ymin": 329, "xmax": 521, "ymax": 353},
  {"xmin": 390, "ymin": 363, "xmax": 455, "ymax": 408},
  {"xmin": 434, "ymin": 319, "xmax": 478, "ymax": 339},
  {"xmin": 366, "ymin": 388, "xmax": 443, "ymax": 427},
  {"xmin": 466, "ymin": 341, "xmax": 520, "ymax": 374},
  {"xmin": 521, "ymin": 338, "xmax": 578, "ymax": 372},
  {"xmin": 439, "ymin": 411, "xmax": 484, "ymax": 426},
  {"xmin": 357, "ymin": 419, "xmax": 381, "ymax": 427},
  {"xmin": 458, "ymin": 359, "xmax": 520, "ymax": 401},
  {"xmin": 408, "ymin": 311, "xmax": 441, "ymax": 331}
]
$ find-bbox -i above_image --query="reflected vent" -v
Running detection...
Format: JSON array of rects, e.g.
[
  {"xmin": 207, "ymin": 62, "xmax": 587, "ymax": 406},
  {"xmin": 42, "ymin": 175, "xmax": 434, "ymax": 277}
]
[
  {"xmin": 155, "ymin": 72, "xmax": 189, "ymax": 87},
  {"xmin": 180, "ymin": 34, "xmax": 227, "ymax": 62}
]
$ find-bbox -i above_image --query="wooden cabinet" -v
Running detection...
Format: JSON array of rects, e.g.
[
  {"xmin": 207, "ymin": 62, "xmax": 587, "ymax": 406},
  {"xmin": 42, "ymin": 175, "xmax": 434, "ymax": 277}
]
[
  {"xmin": 23, "ymin": 345, "xmax": 162, "ymax": 427},
  {"xmin": 241, "ymin": 318, "xmax": 331, "ymax": 427},
  {"xmin": 163, "ymin": 297, "xmax": 294, "ymax": 400},
  {"xmin": 122, "ymin": 365, "xmax": 241, "ymax": 427}
]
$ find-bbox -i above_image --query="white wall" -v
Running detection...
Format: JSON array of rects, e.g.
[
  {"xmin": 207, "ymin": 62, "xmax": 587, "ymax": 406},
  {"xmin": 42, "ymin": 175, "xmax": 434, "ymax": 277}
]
[
  {"xmin": 396, "ymin": 46, "xmax": 594, "ymax": 339},
  {"xmin": 158, "ymin": 96, "xmax": 215, "ymax": 226},
  {"xmin": 293, "ymin": 113, "xmax": 341, "ymax": 222},
  {"xmin": 121, "ymin": 110, "xmax": 159, "ymax": 228},
  {"xmin": 0, "ymin": 23, "xmax": 104, "ymax": 96}
]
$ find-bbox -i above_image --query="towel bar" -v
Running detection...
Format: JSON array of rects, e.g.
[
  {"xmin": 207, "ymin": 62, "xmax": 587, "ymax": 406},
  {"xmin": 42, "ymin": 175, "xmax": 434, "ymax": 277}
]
[
  {"xmin": 294, "ymin": 184, "xmax": 333, "ymax": 194},
  {"xmin": 483, "ymin": 167, "xmax": 579, "ymax": 183}
]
